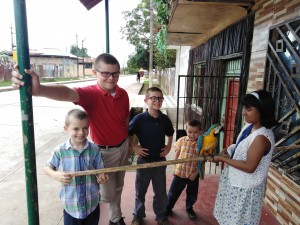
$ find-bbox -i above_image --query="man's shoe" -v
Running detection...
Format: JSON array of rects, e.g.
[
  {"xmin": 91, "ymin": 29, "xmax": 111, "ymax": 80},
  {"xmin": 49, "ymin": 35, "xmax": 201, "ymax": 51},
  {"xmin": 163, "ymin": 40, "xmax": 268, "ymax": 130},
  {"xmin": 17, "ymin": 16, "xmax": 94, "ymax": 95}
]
[
  {"xmin": 109, "ymin": 217, "xmax": 126, "ymax": 225},
  {"xmin": 186, "ymin": 209, "xmax": 197, "ymax": 220},
  {"xmin": 131, "ymin": 217, "xmax": 142, "ymax": 225},
  {"xmin": 165, "ymin": 209, "xmax": 173, "ymax": 217}
]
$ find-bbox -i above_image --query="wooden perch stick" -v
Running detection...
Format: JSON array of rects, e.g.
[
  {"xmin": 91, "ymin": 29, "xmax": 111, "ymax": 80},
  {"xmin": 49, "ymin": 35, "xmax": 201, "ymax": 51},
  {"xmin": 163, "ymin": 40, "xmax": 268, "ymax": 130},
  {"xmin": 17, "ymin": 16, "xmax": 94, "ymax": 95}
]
[
  {"xmin": 68, "ymin": 145, "xmax": 300, "ymax": 177},
  {"xmin": 69, "ymin": 155, "xmax": 213, "ymax": 177}
]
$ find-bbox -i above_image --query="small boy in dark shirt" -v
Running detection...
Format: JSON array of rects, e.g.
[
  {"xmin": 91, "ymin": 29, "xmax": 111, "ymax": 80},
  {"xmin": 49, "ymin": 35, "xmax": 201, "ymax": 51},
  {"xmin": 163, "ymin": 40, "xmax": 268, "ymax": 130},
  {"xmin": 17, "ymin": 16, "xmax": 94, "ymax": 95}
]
[{"xmin": 129, "ymin": 87, "xmax": 174, "ymax": 225}]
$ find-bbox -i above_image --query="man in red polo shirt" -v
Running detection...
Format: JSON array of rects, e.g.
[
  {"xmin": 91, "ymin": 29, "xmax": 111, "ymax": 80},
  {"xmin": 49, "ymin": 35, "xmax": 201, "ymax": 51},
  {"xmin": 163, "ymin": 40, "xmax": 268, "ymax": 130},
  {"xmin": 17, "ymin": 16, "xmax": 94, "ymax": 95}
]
[{"xmin": 12, "ymin": 53, "xmax": 130, "ymax": 225}]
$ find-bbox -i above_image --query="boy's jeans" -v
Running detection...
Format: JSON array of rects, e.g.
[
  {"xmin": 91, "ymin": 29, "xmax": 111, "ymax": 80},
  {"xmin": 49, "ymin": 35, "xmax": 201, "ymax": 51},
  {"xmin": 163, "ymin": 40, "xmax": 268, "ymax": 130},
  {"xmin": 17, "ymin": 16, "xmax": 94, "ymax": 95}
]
[
  {"xmin": 133, "ymin": 157, "xmax": 167, "ymax": 222},
  {"xmin": 167, "ymin": 174, "xmax": 199, "ymax": 212},
  {"xmin": 63, "ymin": 204, "xmax": 99, "ymax": 225}
]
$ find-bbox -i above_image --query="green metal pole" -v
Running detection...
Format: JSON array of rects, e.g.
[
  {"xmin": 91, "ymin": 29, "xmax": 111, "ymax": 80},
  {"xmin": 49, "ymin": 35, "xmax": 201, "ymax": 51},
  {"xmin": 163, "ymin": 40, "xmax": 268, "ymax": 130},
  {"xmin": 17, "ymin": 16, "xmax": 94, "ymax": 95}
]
[
  {"xmin": 105, "ymin": 0, "xmax": 110, "ymax": 53},
  {"xmin": 13, "ymin": 0, "xmax": 40, "ymax": 224}
]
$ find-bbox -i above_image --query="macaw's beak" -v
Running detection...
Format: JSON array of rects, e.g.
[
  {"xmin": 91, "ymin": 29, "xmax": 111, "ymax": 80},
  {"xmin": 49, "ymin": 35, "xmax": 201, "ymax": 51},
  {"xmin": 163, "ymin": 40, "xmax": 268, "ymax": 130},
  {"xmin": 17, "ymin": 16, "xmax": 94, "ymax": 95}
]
[{"xmin": 214, "ymin": 125, "xmax": 224, "ymax": 135}]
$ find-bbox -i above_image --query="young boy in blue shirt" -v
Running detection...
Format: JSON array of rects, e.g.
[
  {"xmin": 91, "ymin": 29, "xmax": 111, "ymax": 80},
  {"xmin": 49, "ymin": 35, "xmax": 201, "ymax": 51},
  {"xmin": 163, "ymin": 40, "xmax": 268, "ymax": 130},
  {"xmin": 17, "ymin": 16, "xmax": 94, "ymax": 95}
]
[
  {"xmin": 44, "ymin": 108, "xmax": 109, "ymax": 225},
  {"xmin": 129, "ymin": 87, "xmax": 174, "ymax": 225}
]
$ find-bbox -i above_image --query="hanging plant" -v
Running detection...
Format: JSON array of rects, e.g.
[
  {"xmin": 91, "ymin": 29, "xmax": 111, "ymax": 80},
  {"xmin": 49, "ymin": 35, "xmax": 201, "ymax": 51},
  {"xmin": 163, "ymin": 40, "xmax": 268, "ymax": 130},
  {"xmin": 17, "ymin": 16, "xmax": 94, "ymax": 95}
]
[{"xmin": 153, "ymin": 0, "xmax": 169, "ymax": 58}]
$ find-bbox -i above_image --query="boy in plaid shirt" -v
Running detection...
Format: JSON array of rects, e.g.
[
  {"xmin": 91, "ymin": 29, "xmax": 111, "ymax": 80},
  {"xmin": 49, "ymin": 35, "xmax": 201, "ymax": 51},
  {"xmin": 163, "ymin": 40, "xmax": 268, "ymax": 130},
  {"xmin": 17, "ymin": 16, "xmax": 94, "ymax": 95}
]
[
  {"xmin": 166, "ymin": 119, "xmax": 202, "ymax": 220},
  {"xmin": 44, "ymin": 109, "xmax": 108, "ymax": 225}
]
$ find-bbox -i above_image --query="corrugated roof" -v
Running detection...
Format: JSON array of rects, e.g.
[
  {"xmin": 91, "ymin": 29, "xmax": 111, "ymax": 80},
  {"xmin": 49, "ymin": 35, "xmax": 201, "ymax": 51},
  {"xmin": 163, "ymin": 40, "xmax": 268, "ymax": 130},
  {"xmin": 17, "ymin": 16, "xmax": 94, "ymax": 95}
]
[{"xmin": 79, "ymin": 0, "xmax": 103, "ymax": 10}]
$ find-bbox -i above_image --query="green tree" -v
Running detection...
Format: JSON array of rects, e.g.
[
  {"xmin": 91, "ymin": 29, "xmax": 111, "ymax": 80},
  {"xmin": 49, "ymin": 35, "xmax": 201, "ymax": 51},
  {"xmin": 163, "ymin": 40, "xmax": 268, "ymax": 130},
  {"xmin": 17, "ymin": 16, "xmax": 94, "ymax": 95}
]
[
  {"xmin": 70, "ymin": 45, "xmax": 89, "ymax": 57},
  {"xmin": 0, "ymin": 51, "xmax": 9, "ymax": 62},
  {"xmin": 127, "ymin": 46, "xmax": 149, "ymax": 70},
  {"xmin": 154, "ymin": 49, "xmax": 176, "ymax": 69},
  {"xmin": 121, "ymin": 0, "xmax": 174, "ymax": 70}
]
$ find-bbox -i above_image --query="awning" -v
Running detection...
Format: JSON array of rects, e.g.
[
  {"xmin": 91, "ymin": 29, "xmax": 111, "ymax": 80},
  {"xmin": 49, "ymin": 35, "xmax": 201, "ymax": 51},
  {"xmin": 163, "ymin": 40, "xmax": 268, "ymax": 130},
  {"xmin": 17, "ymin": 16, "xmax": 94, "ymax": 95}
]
[
  {"xmin": 167, "ymin": 0, "xmax": 254, "ymax": 47},
  {"xmin": 79, "ymin": 0, "xmax": 103, "ymax": 10}
]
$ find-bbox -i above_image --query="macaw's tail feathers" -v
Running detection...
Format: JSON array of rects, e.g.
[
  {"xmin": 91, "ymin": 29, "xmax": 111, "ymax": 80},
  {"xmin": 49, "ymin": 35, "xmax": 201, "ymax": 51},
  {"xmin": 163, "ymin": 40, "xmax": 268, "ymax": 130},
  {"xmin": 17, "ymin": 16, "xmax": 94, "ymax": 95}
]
[{"xmin": 197, "ymin": 161, "xmax": 205, "ymax": 179}]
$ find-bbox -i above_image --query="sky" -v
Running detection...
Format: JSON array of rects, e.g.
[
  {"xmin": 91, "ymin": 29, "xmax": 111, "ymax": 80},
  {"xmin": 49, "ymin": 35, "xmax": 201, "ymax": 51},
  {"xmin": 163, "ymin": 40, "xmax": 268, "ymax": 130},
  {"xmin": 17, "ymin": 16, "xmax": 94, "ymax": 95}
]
[{"xmin": 0, "ymin": 0, "xmax": 139, "ymax": 66}]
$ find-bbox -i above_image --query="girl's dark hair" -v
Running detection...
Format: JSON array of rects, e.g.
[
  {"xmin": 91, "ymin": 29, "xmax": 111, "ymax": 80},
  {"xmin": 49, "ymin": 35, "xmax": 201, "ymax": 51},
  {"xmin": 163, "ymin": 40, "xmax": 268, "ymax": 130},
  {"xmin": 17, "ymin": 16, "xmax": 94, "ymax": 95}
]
[
  {"xmin": 186, "ymin": 119, "xmax": 202, "ymax": 130},
  {"xmin": 241, "ymin": 90, "xmax": 279, "ymax": 128}
]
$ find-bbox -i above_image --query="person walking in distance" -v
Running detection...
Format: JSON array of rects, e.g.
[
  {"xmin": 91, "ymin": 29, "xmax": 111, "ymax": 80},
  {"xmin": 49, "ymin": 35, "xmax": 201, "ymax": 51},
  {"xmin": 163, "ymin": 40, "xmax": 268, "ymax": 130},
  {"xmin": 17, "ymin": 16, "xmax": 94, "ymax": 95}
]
[{"xmin": 136, "ymin": 71, "xmax": 140, "ymax": 83}]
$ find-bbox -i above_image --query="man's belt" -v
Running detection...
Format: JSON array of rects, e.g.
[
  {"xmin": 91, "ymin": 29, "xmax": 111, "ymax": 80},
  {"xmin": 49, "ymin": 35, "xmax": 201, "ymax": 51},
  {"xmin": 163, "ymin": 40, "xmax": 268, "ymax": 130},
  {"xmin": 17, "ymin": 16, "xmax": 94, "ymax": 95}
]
[{"xmin": 98, "ymin": 138, "xmax": 126, "ymax": 150}]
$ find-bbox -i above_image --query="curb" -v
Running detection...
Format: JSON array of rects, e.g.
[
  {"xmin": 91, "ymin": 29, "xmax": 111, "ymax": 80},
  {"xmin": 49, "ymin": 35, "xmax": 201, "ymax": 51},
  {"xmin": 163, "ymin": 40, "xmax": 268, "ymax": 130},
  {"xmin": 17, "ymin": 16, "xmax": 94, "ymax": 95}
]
[{"xmin": 0, "ymin": 78, "xmax": 97, "ymax": 93}]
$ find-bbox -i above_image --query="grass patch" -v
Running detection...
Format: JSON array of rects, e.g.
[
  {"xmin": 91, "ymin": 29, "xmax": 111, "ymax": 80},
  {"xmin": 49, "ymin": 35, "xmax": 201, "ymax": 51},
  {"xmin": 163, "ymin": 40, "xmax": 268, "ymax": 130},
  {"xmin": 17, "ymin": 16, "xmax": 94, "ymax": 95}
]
[
  {"xmin": 0, "ymin": 81, "xmax": 13, "ymax": 87},
  {"xmin": 40, "ymin": 77, "xmax": 80, "ymax": 83},
  {"xmin": 143, "ymin": 79, "xmax": 149, "ymax": 85}
]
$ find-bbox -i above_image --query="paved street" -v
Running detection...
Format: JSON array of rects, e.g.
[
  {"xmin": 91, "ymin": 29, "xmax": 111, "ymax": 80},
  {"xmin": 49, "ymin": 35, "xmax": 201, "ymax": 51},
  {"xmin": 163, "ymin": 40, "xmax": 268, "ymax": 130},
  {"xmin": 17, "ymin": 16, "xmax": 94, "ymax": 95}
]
[{"xmin": 0, "ymin": 75, "xmax": 139, "ymax": 176}]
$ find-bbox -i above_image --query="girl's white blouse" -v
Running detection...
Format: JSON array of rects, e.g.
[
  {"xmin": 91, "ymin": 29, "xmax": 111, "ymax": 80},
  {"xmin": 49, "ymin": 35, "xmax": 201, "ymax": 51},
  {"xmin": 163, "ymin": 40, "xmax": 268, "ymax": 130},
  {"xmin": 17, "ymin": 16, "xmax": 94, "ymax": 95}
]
[{"xmin": 227, "ymin": 124, "xmax": 275, "ymax": 188}]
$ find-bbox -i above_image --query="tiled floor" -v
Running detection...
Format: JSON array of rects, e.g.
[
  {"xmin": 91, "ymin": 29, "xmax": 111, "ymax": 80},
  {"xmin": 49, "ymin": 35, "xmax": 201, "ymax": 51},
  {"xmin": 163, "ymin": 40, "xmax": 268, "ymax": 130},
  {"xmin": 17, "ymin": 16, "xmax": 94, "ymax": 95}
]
[{"xmin": 99, "ymin": 172, "xmax": 281, "ymax": 225}]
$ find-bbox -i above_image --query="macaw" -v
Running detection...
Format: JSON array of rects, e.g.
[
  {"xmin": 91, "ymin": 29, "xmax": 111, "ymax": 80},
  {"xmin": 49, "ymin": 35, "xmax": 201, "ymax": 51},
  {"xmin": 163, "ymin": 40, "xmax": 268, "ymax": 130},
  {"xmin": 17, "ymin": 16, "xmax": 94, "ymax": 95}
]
[{"xmin": 197, "ymin": 123, "xmax": 223, "ymax": 179}]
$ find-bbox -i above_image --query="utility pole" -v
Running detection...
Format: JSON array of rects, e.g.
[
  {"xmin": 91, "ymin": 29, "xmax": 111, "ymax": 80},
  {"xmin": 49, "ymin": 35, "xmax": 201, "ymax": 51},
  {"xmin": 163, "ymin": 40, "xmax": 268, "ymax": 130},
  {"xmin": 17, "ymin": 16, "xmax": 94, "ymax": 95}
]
[
  {"xmin": 105, "ymin": 0, "xmax": 110, "ymax": 53},
  {"xmin": 82, "ymin": 37, "xmax": 87, "ymax": 79},
  {"xmin": 10, "ymin": 24, "xmax": 16, "ymax": 51},
  {"xmin": 76, "ymin": 34, "xmax": 79, "ymax": 78},
  {"xmin": 13, "ymin": 1, "xmax": 40, "ymax": 224},
  {"xmin": 149, "ymin": 0, "xmax": 154, "ymax": 87}
]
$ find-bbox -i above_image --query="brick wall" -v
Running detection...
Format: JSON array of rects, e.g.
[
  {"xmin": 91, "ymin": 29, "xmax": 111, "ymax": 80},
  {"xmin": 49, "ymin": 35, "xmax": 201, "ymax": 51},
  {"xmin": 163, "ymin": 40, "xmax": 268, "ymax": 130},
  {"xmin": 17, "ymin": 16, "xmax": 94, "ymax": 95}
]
[
  {"xmin": 248, "ymin": 0, "xmax": 300, "ymax": 91},
  {"xmin": 249, "ymin": 1, "xmax": 300, "ymax": 224},
  {"xmin": 266, "ymin": 166, "xmax": 300, "ymax": 225}
]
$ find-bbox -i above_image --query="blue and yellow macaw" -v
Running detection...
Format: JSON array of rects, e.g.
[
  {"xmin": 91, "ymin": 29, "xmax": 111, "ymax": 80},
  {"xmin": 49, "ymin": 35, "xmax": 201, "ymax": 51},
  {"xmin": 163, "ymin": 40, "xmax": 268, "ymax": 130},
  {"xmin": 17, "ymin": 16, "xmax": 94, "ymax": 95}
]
[{"xmin": 197, "ymin": 124, "xmax": 223, "ymax": 179}]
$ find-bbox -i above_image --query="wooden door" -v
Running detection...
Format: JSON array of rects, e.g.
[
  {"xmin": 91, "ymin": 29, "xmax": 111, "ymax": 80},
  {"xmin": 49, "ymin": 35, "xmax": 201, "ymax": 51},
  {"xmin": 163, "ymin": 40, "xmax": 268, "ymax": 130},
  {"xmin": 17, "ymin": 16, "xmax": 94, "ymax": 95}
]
[{"xmin": 224, "ymin": 79, "xmax": 239, "ymax": 147}]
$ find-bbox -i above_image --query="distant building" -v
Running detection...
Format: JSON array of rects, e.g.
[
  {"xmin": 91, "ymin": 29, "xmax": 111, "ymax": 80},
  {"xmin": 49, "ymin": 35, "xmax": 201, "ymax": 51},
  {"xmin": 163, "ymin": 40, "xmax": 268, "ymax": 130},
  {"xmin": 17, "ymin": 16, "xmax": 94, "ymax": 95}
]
[{"xmin": 0, "ymin": 48, "xmax": 95, "ymax": 81}]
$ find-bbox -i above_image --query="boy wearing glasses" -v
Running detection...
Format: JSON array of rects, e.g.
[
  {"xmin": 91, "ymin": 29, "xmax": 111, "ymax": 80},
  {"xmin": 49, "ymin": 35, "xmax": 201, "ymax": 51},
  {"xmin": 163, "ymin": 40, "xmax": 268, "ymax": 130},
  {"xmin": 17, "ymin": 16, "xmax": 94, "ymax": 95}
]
[
  {"xmin": 11, "ymin": 53, "xmax": 129, "ymax": 225},
  {"xmin": 129, "ymin": 87, "xmax": 174, "ymax": 225}
]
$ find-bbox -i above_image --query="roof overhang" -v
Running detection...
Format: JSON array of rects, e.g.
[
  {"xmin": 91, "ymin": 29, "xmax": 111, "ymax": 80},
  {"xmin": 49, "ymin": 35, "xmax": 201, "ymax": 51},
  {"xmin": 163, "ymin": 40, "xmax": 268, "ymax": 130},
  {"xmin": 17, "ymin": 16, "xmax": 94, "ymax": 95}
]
[
  {"xmin": 167, "ymin": 0, "xmax": 254, "ymax": 47},
  {"xmin": 79, "ymin": 0, "xmax": 103, "ymax": 10}
]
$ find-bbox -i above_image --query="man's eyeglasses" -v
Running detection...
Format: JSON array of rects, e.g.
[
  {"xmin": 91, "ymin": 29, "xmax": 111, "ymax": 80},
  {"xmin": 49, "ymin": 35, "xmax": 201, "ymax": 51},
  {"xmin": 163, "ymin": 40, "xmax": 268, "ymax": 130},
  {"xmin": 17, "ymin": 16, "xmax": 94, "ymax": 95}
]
[
  {"xmin": 96, "ymin": 70, "xmax": 120, "ymax": 78},
  {"xmin": 146, "ymin": 96, "xmax": 164, "ymax": 102}
]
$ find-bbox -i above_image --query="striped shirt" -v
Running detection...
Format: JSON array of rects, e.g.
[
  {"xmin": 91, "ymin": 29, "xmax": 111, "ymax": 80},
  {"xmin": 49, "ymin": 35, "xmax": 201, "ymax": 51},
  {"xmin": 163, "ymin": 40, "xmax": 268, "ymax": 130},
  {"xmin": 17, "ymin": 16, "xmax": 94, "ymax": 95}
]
[
  {"xmin": 46, "ymin": 139, "xmax": 103, "ymax": 219},
  {"xmin": 174, "ymin": 136, "xmax": 198, "ymax": 178}
]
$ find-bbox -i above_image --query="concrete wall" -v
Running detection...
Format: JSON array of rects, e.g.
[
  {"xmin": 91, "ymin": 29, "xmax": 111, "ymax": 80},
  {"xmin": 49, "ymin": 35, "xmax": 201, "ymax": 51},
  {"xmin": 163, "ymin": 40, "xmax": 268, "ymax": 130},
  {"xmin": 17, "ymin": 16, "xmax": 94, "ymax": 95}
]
[
  {"xmin": 0, "ymin": 61, "xmax": 14, "ymax": 82},
  {"xmin": 168, "ymin": 45, "xmax": 190, "ymax": 100}
]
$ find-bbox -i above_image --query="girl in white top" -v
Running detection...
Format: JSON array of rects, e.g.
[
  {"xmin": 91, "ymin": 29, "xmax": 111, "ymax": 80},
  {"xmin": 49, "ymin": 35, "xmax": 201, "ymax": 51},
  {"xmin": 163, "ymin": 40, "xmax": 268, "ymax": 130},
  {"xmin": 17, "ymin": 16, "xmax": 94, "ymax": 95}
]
[{"xmin": 213, "ymin": 90, "xmax": 278, "ymax": 225}]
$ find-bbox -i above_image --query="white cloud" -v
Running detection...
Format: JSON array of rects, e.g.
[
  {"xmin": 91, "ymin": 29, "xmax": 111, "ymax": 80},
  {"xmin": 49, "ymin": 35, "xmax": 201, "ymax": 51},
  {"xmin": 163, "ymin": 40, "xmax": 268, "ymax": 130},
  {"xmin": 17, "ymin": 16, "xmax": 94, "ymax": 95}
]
[{"xmin": 0, "ymin": 0, "xmax": 139, "ymax": 65}]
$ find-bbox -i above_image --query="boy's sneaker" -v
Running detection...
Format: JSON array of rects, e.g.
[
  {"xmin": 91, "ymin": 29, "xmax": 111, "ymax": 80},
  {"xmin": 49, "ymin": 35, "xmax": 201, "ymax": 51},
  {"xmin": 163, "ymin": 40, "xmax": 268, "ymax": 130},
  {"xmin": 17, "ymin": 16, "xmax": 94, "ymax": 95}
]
[
  {"xmin": 109, "ymin": 217, "xmax": 126, "ymax": 225},
  {"xmin": 186, "ymin": 208, "xmax": 197, "ymax": 220},
  {"xmin": 158, "ymin": 218, "xmax": 172, "ymax": 225},
  {"xmin": 131, "ymin": 217, "xmax": 142, "ymax": 225}
]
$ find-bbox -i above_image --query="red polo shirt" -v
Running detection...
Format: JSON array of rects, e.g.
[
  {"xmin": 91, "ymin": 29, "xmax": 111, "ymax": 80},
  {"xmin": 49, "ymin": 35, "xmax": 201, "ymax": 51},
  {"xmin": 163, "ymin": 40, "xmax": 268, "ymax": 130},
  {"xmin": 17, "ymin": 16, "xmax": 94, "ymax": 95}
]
[{"xmin": 74, "ymin": 84, "xmax": 129, "ymax": 145}]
